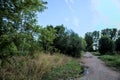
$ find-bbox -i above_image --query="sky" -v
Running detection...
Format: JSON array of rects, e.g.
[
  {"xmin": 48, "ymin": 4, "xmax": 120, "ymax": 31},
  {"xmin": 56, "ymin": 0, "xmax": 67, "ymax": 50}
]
[{"xmin": 37, "ymin": 0, "xmax": 120, "ymax": 37}]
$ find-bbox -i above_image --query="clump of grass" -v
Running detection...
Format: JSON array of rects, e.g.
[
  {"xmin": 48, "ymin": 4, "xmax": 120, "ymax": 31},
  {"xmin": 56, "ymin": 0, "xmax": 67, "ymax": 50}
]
[
  {"xmin": 92, "ymin": 52, "xmax": 100, "ymax": 56},
  {"xmin": 0, "ymin": 56, "xmax": 37, "ymax": 80},
  {"xmin": 42, "ymin": 60, "xmax": 83, "ymax": 80},
  {"xmin": 100, "ymin": 55, "xmax": 120, "ymax": 70},
  {"xmin": 0, "ymin": 53, "xmax": 83, "ymax": 80}
]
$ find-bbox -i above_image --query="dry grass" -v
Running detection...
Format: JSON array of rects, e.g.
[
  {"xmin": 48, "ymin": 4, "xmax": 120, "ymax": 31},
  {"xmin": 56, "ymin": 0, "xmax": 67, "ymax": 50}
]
[{"xmin": 0, "ymin": 53, "xmax": 73, "ymax": 80}]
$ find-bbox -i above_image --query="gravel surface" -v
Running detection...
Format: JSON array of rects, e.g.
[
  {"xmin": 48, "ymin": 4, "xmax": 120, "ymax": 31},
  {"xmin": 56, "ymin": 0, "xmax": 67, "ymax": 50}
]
[{"xmin": 77, "ymin": 52, "xmax": 120, "ymax": 80}]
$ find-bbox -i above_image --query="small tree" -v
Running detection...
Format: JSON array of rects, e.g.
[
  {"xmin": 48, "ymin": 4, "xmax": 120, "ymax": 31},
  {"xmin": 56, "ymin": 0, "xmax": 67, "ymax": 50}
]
[
  {"xmin": 85, "ymin": 32, "xmax": 93, "ymax": 51},
  {"xmin": 39, "ymin": 26, "xmax": 56, "ymax": 53},
  {"xmin": 115, "ymin": 37, "xmax": 120, "ymax": 53},
  {"xmin": 99, "ymin": 36, "xmax": 114, "ymax": 55}
]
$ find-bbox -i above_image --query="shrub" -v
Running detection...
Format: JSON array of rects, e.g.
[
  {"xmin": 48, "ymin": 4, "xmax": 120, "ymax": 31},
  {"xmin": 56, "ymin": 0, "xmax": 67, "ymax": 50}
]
[
  {"xmin": 115, "ymin": 37, "xmax": 120, "ymax": 53},
  {"xmin": 99, "ymin": 36, "xmax": 114, "ymax": 55}
]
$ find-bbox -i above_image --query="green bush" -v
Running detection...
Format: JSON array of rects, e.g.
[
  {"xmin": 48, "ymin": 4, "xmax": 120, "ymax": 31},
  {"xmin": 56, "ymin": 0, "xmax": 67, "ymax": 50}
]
[
  {"xmin": 100, "ymin": 55, "xmax": 115, "ymax": 61},
  {"xmin": 54, "ymin": 25, "xmax": 85, "ymax": 57},
  {"xmin": 99, "ymin": 36, "xmax": 114, "ymax": 55},
  {"xmin": 115, "ymin": 37, "xmax": 120, "ymax": 53},
  {"xmin": 0, "ymin": 42, "xmax": 18, "ymax": 59}
]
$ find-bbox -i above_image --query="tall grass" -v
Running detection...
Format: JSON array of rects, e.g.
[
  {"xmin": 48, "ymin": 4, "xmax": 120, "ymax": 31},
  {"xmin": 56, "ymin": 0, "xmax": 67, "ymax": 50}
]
[
  {"xmin": 0, "ymin": 53, "xmax": 82, "ymax": 80},
  {"xmin": 100, "ymin": 55, "xmax": 120, "ymax": 71}
]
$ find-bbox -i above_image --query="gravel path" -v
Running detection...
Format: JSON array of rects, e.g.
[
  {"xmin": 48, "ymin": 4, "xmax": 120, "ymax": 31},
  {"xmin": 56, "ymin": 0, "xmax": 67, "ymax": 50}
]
[{"xmin": 78, "ymin": 52, "xmax": 120, "ymax": 80}]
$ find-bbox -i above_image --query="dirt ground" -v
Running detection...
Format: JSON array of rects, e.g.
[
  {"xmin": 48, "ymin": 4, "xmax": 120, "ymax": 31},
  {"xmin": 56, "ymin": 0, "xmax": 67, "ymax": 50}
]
[{"xmin": 77, "ymin": 52, "xmax": 120, "ymax": 80}]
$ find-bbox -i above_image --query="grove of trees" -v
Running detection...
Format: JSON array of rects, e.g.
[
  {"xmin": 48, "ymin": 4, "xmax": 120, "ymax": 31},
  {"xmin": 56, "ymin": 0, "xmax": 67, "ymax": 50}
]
[
  {"xmin": 85, "ymin": 28, "xmax": 120, "ymax": 55},
  {"xmin": 0, "ymin": 0, "xmax": 87, "ymax": 66}
]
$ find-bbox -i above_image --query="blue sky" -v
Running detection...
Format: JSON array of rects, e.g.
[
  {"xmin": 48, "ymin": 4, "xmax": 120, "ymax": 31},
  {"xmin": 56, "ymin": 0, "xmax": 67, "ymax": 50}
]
[{"xmin": 37, "ymin": 0, "xmax": 120, "ymax": 37}]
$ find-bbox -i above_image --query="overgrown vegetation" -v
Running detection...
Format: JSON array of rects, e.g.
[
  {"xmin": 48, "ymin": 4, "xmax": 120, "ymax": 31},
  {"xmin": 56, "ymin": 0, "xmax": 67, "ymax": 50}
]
[
  {"xmin": 0, "ymin": 0, "xmax": 86, "ymax": 79},
  {"xmin": 0, "ymin": 53, "xmax": 83, "ymax": 80},
  {"xmin": 99, "ymin": 36, "xmax": 114, "ymax": 55},
  {"xmin": 42, "ymin": 60, "xmax": 83, "ymax": 80},
  {"xmin": 100, "ymin": 55, "xmax": 120, "ymax": 71}
]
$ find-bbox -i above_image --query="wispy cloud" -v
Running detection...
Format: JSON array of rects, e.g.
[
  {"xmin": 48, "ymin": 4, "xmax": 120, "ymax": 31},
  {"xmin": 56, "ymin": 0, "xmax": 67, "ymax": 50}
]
[
  {"xmin": 64, "ymin": 0, "xmax": 80, "ymax": 28},
  {"xmin": 91, "ymin": 0, "xmax": 112, "ymax": 26},
  {"xmin": 64, "ymin": 0, "xmax": 75, "ymax": 12}
]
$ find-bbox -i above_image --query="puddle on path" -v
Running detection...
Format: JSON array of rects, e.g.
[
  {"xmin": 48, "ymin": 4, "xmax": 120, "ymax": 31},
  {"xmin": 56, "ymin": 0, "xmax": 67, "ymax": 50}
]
[{"xmin": 83, "ymin": 66, "xmax": 89, "ymax": 75}]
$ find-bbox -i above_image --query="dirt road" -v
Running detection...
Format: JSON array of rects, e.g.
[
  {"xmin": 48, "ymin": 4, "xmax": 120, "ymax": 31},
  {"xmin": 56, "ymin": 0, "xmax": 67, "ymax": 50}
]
[{"xmin": 78, "ymin": 52, "xmax": 120, "ymax": 80}]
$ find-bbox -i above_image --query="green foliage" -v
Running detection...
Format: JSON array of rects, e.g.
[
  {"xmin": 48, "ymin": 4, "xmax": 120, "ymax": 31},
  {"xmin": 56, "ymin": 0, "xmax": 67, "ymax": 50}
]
[
  {"xmin": 100, "ymin": 55, "xmax": 120, "ymax": 70},
  {"xmin": 0, "ymin": 34, "xmax": 18, "ymax": 59},
  {"xmin": 101, "ymin": 28, "xmax": 117, "ymax": 40},
  {"xmin": 42, "ymin": 60, "xmax": 83, "ymax": 80},
  {"xmin": 0, "ymin": 0, "xmax": 47, "ymax": 59},
  {"xmin": 81, "ymin": 38, "xmax": 87, "ymax": 51},
  {"xmin": 39, "ymin": 25, "xmax": 56, "ymax": 53},
  {"xmin": 99, "ymin": 36, "xmax": 114, "ymax": 55},
  {"xmin": 0, "ymin": 1, "xmax": 86, "ymax": 79},
  {"xmin": 67, "ymin": 32, "xmax": 83, "ymax": 57},
  {"xmin": 115, "ymin": 37, "xmax": 120, "ymax": 53},
  {"xmin": 53, "ymin": 25, "xmax": 66, "ymax": 52},
  {"xmin": 53, "ymin": 25, "xmax": 85, "ymax": 57},
  {"xmin": 92, "ymin": 52, "xmax": 100, "ymax": 56},
  {"xmin": 85, "ymin": 32, "xmax": 93, "ymax": 51},
  {"xmin": 92, "ymin": 31, "xmax": 99, "ymax": 51}
]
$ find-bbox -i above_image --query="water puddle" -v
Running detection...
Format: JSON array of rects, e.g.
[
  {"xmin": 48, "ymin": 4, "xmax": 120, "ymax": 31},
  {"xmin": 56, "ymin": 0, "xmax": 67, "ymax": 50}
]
[{"xmin": 83, "ymin": 66, "xmax": 89, "ymax": 75}]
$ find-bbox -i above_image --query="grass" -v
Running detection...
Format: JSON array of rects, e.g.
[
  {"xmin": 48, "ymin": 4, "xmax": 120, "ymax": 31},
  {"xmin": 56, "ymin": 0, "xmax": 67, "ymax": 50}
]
[
  {"xmin": 42, "ymin": 60, "xmax": 83, "ymax": 80},
  {"xmin": 91, "ymin": 52, "xmax": 100, "ymax": 56},
  {"xmin": 100, "ymin": 55, "xmax": 120, "ymax": 71},
  {"xmin": 0, "ymin": 52, "xmax": 83, "ymax": 80}
]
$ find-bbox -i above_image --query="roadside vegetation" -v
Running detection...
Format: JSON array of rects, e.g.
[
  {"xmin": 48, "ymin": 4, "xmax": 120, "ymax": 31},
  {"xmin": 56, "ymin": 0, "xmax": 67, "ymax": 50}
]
[
  {"xmin": 0, "ymin": 53, "xmax": 83, "ymax": 80},
  {"xmin": 100, "ymin": 55, "xmax": 120, "ymax": 71},
  {"xmin": 0, "ymin": 0, "xmax": 86, "ymax": 80}
]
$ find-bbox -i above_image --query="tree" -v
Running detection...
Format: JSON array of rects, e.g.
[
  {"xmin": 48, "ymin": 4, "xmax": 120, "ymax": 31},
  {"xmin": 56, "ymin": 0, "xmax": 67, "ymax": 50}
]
[
  {"xmin": 81, "ymin": 38, "xmax": 87, "ymax": 51},
  {"xmin": 85, "ymin": 32, "xmax": 93, "ymax": 51},
  {"xmin": 39, "ymin": 26, "xmax": 56, "ymax": 53},
  {"xmin": 110, "ymin": 28, "xmax": 117, "ymax": 40},
  {"xmin": 54, "ymin": 25, "xmax": 66, "ymax": 52},
  {"xmin": 118, "ymin": 30, "xmax": 120, "ymax": 37},
  {"xmin": 101, "ymin": 28, "xmax": 111, "ymax": 38},
  {"xmin": 101, "ymin": 28, "xmax": 117, "ymax": 40},
  {"xmin": 92, "ymin": 31, "xmax": 99, "ymax": 51},
  {"xmin": 99, "ymin": 36, "xmax": 114, "ymax": 55},
  {"xmin": 68, "ymin": 32, "xmax": 83, "ymax": 57},
  {"xmin": 53, "ymin": 25, "xmax": 85, "ymax": 57},
  {"xmin": 0, "ymin": 0, "xmax": 47, "ymax": 62},
  {"xmin": 115, "ymin": 37, "xmax": 120, "ymax": 53}
]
